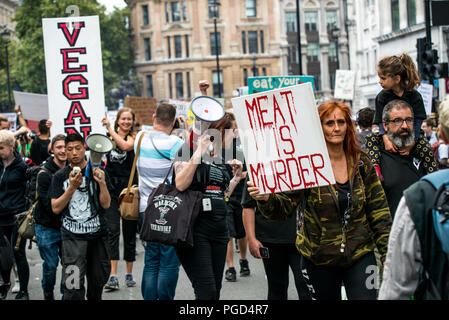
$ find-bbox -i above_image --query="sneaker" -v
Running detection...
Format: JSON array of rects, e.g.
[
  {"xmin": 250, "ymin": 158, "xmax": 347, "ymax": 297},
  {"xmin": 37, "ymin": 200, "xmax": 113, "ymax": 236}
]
[
  {"xmin": 44, "ymin": 291, "xmax": 54, "ymax": 300},
  {"xmin": 225, "ymin": 267, "xmax": 237, "ymax": 282},
  {"xmin": 240, "ymin": 259, "xmax": 250, "ymax": 277},
  {"xmin": 104, "ymin": 275, "xmax": 119, "ymax": 290},
  {"xmin": 0, "ymin": 284, "xmax": 10, "ymax": 300},
  {"xmin": 125, "ymin": 274, "xmax": 136, "ymax": 287},
  {"xmin": 15, "ymin": 290, "xmax": 29, "ymax": 300},
  {"xmin": 11, "ymin": 280, "xmax": 19, "ymax": 293}
]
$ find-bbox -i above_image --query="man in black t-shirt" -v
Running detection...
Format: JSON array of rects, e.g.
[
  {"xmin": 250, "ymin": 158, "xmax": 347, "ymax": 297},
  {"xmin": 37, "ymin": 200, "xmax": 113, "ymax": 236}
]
[
  {"xmin": 30, "ymin": 120, "xmax": 51, "ymax": 166},
  {"xmin": 49, "ymin": 133, "xmax": 111, "ymax": 300}
]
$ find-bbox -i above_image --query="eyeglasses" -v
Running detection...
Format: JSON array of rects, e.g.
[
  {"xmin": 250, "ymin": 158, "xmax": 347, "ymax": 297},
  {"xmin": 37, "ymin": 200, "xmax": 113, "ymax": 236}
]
[{"xmin": 387, "ymin": 117, "xmax": 413, "ymax": 126}]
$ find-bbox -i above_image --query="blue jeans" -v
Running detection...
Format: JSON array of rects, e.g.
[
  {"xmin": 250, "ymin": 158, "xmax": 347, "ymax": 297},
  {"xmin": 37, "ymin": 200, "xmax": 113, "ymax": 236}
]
[
  {"xmin": 141, "ymin": 241, "xmax": 180, "ymax": 300},
  {"xmin": 35, "ymin": 224, "xmax": 63, "ymax": 294}
]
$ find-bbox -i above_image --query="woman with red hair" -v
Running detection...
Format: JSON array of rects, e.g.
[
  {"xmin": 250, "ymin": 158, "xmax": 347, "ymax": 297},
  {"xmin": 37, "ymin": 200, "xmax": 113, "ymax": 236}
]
[{"xmin": 248, "ymin": 100, "xmax": 392, "ymax": 300}]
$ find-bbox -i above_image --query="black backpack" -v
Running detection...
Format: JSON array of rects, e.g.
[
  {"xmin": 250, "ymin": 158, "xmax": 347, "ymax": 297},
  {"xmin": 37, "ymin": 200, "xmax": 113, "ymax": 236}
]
[{"xmin": 24, "ymin": 164, "xmax": 48, "ymax": 210}]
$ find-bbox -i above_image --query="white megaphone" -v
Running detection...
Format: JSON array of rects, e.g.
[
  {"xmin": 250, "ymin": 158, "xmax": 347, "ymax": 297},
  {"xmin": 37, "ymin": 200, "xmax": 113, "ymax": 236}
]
[
  {"xmin": 190, "ymin": 95, "xmax": 225, "ymax": 152},
  {"xmin": 86, "ymin": 133, "xmax": 113, "ymax": 167}
]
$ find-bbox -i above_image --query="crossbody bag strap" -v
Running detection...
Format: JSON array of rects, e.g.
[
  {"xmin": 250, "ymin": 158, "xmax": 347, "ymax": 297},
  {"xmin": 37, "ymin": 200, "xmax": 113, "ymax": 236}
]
[
  {"xmin": 149, "ymin": 132, "xmax": 172, "ymax": 161},
  {"xmin": 125, "ymin": 132, "xmax": 145, "ymax": 195}
]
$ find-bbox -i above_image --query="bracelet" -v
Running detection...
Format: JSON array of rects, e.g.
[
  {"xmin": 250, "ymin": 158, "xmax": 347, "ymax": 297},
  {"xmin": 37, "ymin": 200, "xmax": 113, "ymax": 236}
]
[{"xmin": 16, "ymin": 111, "xmax": 21, "ymax": 115}]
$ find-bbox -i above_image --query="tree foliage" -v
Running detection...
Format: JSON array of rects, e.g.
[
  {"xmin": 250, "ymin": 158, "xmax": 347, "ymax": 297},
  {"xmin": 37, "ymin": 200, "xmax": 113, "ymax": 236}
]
[{"xmin": 0, "ymin": 0, "xmax": 136, "ymax": 110}]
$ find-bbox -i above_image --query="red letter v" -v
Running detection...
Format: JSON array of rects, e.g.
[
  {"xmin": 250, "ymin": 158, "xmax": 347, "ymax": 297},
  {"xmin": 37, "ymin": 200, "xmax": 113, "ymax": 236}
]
[{"xmin": 57, "ymin": 21, "xmax": 85, "ymax": 47}]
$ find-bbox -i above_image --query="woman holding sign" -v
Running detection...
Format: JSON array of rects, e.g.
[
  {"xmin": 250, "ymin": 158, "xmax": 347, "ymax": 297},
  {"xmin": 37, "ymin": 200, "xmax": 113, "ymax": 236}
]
[
  {"xmin": 101, "ymin": 108, "xmax": 139, "ymax": 291},
  {"xmin": 248, "ymin": 100, "xmax": 392, "ymax": 300}
]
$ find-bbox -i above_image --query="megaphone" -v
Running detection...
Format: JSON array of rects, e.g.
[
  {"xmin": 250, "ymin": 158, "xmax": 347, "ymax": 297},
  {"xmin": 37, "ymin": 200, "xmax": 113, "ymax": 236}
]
[
  {"xmin": 190, "ymin": 95, "xmax": 225, "ymax": 151},
  {"xmin": 86, "ymin": 133, "xmax": 113, "ymax": 167}
]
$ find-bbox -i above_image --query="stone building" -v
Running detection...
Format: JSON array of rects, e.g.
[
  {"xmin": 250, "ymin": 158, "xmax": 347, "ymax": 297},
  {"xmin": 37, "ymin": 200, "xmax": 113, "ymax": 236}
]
[
  {"xmin": 0, "ymin": 0, "xmax": 18, "ymax": 34},
  {"xmin": 126, "ymin": 0, "xmax": 288, "ymax": 107}
]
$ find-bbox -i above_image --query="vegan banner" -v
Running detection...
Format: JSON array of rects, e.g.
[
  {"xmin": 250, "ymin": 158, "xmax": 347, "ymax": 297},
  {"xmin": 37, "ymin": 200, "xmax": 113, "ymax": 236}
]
[
  {"xmin": 43, "ymin": 15, "xmax": 106, "ymax": 138},
  {"xmin": 231, "ymin": 83, "xmax": 334, "ymax": 194}
]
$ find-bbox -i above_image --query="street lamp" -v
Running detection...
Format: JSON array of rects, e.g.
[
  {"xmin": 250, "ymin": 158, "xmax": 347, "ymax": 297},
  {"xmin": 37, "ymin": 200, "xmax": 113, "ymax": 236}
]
[
  {"xmin": 1, "ymin": 26, "xmax": 12, "ymax": 112},
  {"xmin": 209, "ymin": 0, "xmax": 221, "ymax": 98}
]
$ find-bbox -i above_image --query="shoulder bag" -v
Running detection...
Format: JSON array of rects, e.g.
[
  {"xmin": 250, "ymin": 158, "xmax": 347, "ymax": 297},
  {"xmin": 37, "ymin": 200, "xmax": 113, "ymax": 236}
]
[
  {"xmin": 118, "ymin": 132, "xmax": 145, "ymax": 220},
  {"xmin": 140, "ymin": 133, "xmax": 203, "ymax": 247}
]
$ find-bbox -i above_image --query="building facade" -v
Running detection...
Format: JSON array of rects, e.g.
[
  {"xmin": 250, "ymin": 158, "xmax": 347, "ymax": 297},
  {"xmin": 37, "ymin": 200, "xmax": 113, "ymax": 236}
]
[
  {"xmin": 127, "ymin": 0, "xmax": 288, "ymax": 107},
  {"xmin": 0, "ymin": 0, "xmax": 18, "ymax": 33},
  {"xmin": 280, "ymin": 0, "xmax": 350, "ymax": 99}
]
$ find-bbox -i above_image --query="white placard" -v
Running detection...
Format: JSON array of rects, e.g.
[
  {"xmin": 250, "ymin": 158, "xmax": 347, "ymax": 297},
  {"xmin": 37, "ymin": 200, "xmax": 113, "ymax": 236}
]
[
  {"xmin": 169, "ymin": 99, "xmax": 190, "ymax": 118},
  {"xmin": 231, "ymin": 83, "xmax": 335, "ymax": 194},
  {"xmin": 0, "ymin": 112, "xmax": 17, "ymax": 131},
  {"xmin": 334, "ymin": 70, "xmax": 356, "ymax": 100},
  {"xmin": 42, "ymin": 16, "xmax": 106, "ymax": 139},
  {"xmin": 417, "ymin": 83, "xmax": 433, "ymax": 116},
  {"xmin": 13, "ymin": 91, "xmax": 49, "ymax": 121}
]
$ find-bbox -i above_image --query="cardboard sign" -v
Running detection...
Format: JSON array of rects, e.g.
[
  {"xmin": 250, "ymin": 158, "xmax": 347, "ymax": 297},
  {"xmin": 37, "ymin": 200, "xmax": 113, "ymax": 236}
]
[
  {"xmin": 248, "ymin": 76, "xmax": 315, "ymax": 94},
  {"xmin": 231, "ymin": 83, "xmax": 335, "ymax": 194},
  {"xmin": 169, "ymin": 99, "xmax": 190, "ymax": 118},
  {"xmin": 124, "ymin": 96, "xmax": 157, "ymax": 125},
  {"xmin": 334, "ymin": 70, "xmax": 356, "ymax": 100},
  {"xmin": 13, "ymin": 91, "xmax": 49, "ymax": 121},
  {"xmin": 0, "ymin": 113, "xmax": 17, "ymax": 131},
  {"xmin": 42, "ymin": 16, "xmax": 106, "ymax": 139}
]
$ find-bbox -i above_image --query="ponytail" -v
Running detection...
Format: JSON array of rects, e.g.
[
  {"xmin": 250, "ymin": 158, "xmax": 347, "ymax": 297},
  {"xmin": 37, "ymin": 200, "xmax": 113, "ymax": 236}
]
[{"xmin": 400, "ymin": 53, "xmax": 421, "ymax": 90}]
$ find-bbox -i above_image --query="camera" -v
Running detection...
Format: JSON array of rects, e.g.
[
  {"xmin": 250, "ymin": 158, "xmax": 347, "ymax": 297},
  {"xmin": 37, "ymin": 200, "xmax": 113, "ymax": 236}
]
[{"xmin": 173, "ymin": 117, "xmax": 185, "ymax": 129}]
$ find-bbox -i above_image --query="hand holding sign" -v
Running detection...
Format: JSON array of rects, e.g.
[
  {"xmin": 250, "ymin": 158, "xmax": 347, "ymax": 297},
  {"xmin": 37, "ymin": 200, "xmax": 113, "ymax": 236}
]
[{"xmin": 247, "ymin": 180, "xmax": 270, "ymax": 201}]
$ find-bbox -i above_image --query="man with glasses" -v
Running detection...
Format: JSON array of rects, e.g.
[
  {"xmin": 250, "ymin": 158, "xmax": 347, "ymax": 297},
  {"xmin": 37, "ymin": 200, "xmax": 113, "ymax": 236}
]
[{"xmin": 377, "ymin": 99, "xmax": 430, "ymax": 219}]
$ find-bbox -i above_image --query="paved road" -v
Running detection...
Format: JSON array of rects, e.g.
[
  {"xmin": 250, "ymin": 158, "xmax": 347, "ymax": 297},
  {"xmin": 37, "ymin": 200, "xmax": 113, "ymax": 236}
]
[{"xmin": 3, "ymin": 238, "xmax": 300, "ymax": 300}]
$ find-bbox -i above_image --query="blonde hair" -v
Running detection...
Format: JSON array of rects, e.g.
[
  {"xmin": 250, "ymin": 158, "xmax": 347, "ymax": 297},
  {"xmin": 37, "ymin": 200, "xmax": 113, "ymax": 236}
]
[
  {"xmin": 0, "ymin": 129, "xmax": 15, "ymax": 146},
  {"xmin": 377, "ymin": 53, "xmax": 421, "ymax": 91}
]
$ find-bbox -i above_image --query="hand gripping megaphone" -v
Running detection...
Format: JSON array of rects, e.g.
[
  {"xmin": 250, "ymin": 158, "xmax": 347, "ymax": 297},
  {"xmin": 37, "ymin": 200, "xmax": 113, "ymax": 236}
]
[
  {"xmin": 86, "ymin": 133, "xmax": 113, "ymax": 168},
  {"xmin": 190, "ymin": 95, "xmax": 225, "ymax": 152}
]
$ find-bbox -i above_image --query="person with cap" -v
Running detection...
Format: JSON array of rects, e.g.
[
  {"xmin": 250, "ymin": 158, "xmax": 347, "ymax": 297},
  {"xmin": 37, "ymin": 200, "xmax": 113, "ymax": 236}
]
[{"xmin": 379, "ymin": 95, "xmax": 449, "ymax": 300}]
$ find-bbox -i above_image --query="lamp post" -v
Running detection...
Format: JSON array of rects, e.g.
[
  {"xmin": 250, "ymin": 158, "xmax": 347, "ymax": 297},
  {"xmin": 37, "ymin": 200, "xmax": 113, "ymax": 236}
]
[
  {"xmin": 295, "ymin": 0, "xmax": 303, "ymax": 75},
  {"xmin": 209, "ymin": 0, "xmax": 221, "ymax": 98},
  {"xmin": 1, "ymin": 26, "xmax": 12, "ymax": 112}
]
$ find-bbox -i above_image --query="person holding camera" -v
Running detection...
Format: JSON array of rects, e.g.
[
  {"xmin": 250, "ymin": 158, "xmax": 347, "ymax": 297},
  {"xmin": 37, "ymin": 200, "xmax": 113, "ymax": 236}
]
[
  {"xmin": 49, "ymin": 133, "xmax": 111, "ymax": 300},
  {"xmin": 0, "ymin": 129, "xmax": 30, "ymax": 300},
  {"xmin": 30, "ymin": 119, "xmax": 52, "ymax": 166}
]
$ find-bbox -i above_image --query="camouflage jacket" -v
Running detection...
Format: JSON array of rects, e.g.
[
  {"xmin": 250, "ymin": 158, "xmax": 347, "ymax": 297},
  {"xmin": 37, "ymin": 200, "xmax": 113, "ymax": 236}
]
[{"xmin": 257, "ymin": 154, "xmax": 392, "ymax": 267}]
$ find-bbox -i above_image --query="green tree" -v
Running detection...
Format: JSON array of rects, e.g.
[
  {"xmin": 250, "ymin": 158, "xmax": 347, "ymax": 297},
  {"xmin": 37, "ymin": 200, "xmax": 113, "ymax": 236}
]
[{"xmin": 3, "ymin": 0, "xmax": 136, "ymax": 110}]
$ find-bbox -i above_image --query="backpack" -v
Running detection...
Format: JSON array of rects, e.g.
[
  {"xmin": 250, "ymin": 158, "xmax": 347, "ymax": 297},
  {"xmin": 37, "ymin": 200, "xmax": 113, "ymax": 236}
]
[{"xmin": 24, "ymin": 164, "xmax": 48, "ymax": 210}]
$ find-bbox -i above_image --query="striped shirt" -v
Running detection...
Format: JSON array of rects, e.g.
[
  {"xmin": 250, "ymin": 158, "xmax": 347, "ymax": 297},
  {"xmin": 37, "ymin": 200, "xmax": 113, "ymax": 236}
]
[{"xmin": 135, "ymin": 130, "xmax": 184, "ymax": 213}]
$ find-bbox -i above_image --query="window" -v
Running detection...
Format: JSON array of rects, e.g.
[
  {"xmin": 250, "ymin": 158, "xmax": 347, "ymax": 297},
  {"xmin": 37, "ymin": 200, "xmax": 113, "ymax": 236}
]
[
  {"xmin": 210, "ymin": 32, "xmax": 221, "ymax": 55},
  {"xmin": 260, "ymin": 31, "xmax": 264, "ymax": 53},
  {"xmin": 262, "ymin": 67, "xmax": 267, "ymax": 76},
  {"xmin": 407, "ymin": 0, "xmax": 416, "ymax": 26},
  {"xmin": 305, "ymin": 11, "xmax": 318, "ymax": 31},
  {"xmin": 172, "ymin": 2, "xmax": 181, "ymax": 22},
  {"xmin": 182, "ymin": 1, "xmax": 187, "ymax": 21},
  {"xmin": 144, "ymin": 38, "xmax": 151, "ymax": 61},
  {"xmin": 165, "ymin": 1, "xmax": 187, "ymax": 23},
  {"xmin": 165, "ymin": 3, "xmax": 170, "ymax": 23},
  {"xmin": 174, "ymin": 35, "xmax": 182, "ymax": 58},
  {"xmin": 314, "ymin": 74, "xmax": 321, "ymax": 91},
  {"xmin": 307, "ymin": 43, "xmax": 319, "ymax": 62},
  {"xmin": 326, "ymin": 10, "xmax": 338, "ymax": 31},
  {"xmin": 142, "ymin": 5, "xmax": 149, "ymax": 25},
  {"xmin": 209, "ymin": 1, "xmax": 220, "ymax": 19},
  {"xmin": 146, "ymin": 75, "xmax": 153, "ymax": 97},
  {"xmin": 328, "ymin": 42, "xmax": 337, "ymax": 63},
  {"xmin": 288, "ymin": 44, "xmax": 298, "ymax": 64},
  {"xmin": 242, "ymin": 31, "xmax": 247, "ymax": 54},
  {"xmin": 212, "ymin": 70, "xmax": 223, "ymax": 97},
  {"xmin": 243, "ymin": 68, "xmax": 248, "ymax": 86},
  {"xmin": 330, "ymin": 73, "xmax": 336, "ymax": 90},
  {"xmin": 185, "ymin": 35, "xmax": 189, "ymax": 58},
  {"xmin": 248, "ymin": 31, "xmax": 258, "ymax": 53},
  {"xmin": 167, "ymin": 36, "xmax": 171, "ymax": 58},
  {"xmin": 246, "ymin": 0, "xmax": 257, "ymax": 17},
  {"xmin": 285, "ymin": 12, "xmax": 297, "ymax": 32},
  {"xmin": 176, "ymin": 72, "xmax": 184, "ymax": 99},
  {"xmin": 169, "ymin": 73, "xmax": 173, "ymax": 98},
  {"xmin": 391, "ymin": 0, "xmax": 400, "ymax": 31},
  {"xmin": 186, "ymin": 71, "xmax": 191, "ymax": 98}
]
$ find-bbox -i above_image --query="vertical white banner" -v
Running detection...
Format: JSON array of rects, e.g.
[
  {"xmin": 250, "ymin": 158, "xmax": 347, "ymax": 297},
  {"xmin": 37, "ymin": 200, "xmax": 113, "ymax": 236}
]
[
  {"xmin": 42, "ymin": 16, "xmax": 106, "ymax": 139},
  {"xmin": 231, "ymin": 83, "xmax": 335, "ymax": 194}
]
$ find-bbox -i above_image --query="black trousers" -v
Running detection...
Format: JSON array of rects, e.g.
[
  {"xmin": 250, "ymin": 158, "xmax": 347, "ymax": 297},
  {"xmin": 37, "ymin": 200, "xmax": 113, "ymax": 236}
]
[
  {"xmin": 104, "ymin": 196, "xmax": 138, "ymax": 262},
  {"xmin": 261, "ymin": 242, "xmax": 308, "ymax": 300},
  {"xmin": 176, "ymin": 232, "xmax": 228, "ymax": 300},
  {"xmin": 61, "ymin": 236, "xmax": 110, "ymax": 300},
  {"xmin": 0, "ymin": 223, "xmax": 30, "ymax": 293},
  {"xmin": 300, "ymin": 252, "xmax": 378, "ymax": 300}
]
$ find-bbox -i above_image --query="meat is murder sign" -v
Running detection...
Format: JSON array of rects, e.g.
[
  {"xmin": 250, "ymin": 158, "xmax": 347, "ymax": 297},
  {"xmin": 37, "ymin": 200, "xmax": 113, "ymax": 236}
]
[
  {"xmin": 43, "ymin": 16, "xmax": 106, "ymax": 139},
  {"xmin": 231, "ymin": 83, "xmax": 335, "ymax": 194}
]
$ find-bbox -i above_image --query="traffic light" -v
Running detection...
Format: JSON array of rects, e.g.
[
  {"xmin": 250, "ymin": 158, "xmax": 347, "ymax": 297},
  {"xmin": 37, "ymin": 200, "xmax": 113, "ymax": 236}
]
[{"xmin": 417, "ymin": 37, "xmax": 449, "ymax": 81}]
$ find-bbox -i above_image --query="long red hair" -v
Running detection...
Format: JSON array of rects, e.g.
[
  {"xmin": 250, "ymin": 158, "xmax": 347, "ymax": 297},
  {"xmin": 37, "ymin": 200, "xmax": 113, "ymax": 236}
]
[{"xmin": 318, "ymin": 100, "xmax": 363, "ymax": 166}]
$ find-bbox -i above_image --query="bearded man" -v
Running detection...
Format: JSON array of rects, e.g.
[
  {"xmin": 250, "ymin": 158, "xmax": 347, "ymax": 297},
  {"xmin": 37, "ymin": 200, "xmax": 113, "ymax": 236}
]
[{"xmin": 378, "ymin": 99, "xmax": 431, "ymax": 219}]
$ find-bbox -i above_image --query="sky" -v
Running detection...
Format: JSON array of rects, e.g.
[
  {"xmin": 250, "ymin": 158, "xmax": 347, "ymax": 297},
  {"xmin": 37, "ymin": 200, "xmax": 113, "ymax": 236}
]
[{"xmin": 98, "ymin": 0, "xmax": 127, "ymax": 13}]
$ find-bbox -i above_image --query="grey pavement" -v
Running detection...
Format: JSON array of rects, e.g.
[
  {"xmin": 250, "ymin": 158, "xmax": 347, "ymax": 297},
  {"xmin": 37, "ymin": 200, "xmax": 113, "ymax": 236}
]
[{"xmin": 3, "ymin": 238, "xmax": 299, "ymax": 300}]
